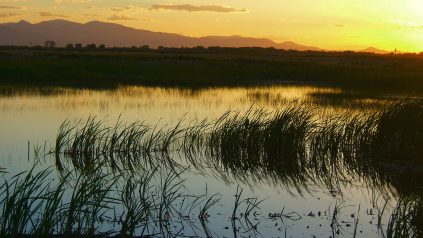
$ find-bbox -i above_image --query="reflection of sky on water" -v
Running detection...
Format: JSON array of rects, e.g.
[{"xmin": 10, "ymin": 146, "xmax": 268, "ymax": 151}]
[
  {"xmin": 0, "ymin": 86, "xmax": 405, "ymax": 237},
  {"xmin": 0, "ymin": 85, "xmax": 384, "ymax": 159}
]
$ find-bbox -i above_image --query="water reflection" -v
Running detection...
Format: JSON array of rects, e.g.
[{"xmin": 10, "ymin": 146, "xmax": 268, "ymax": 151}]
[
  {"xmin": 50, "ymin": 101, "xmax": 423, "ymax": 195},
  {"xmin": 1, "ymin": 86, "xmax": 422, "ymax": 237},
  {"xmin": 0, "ymin": 85, "xmax": 387, "ymax": 114}
]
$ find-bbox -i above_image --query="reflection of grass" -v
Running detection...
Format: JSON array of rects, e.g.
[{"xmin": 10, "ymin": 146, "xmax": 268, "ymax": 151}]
[
  {"xmin": 2, "ymin": 48, "xmax": 423, "ymax": 91},
  {"xmin": 0, "ymin": 167, "xmax": 121, "ymax": 236},
  {"xmin": 386, "ymin": 196, "xmax": 423, "ymax": 238},
  {"xmin": 55, "ymin": 117, "xmax": 189, "ymax": 173},
  {"xmin": 1, "ymin": 165, "xmax": 422, "ymax": 236},
  {"xmin": 51, "ymin": 98, "xmax": 423, "ymax": 197},
  {"xmin": 0, "ymin": 165, "xmax": 268, "ymax": 237},
  {"xmin": 308, "ymin": 91, "xmax": 394, "ymax": 109},
  {"xmin": 330, "ymin": 202, "xmax": 343, "ymax": 237},
  {"xmin": 0, "ymin": 165, "xmax": 212, "ymax": 237},
  {"xmin": 48, "ymin": 98, "xmax": 423, "ymax": 236},
  {"xmin": 372, "ymin": 99, "xmax": 423, "ymax": 160},
  {"xmin": 3, "ymin": 98, "xmax": 423, "ymax": 236},
  {"xmin": 208, "ymin": 107, "xmax": 315, "ymax": 192},
  {"xmin": 54, "ymin": 99, "xmax": 423, "ymax": 180}
]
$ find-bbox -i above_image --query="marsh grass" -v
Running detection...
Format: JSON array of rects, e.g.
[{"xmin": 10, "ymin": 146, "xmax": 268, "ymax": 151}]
[
  {"xmin": 1, "ymin": 166, "xmax": 125, "ymax": 237},
  {"xmin": 3, "ymin": 48, "xmax": 423, "ymax": 92},
  {"xmin": 371, "ymin": 99, "xmax": 423, "ymax": 161},
  {"xmin": 51, "ymin": 98, "xmax": 423, "ymax": 195},
  {"xmin": 54, "ymin": 117, "xmax": 193, "ymax": 174},
  {"xmin": 386, "ymin": 196, "xmax": 423, "ymax": 238},
  {"xmin": 0, "ymin": 165, "xmax": 223, "ymax": 237},
  {"xmin": 0, "ymin": 168, "xmax": 50, "ymax": 236},
  {"xmin": 15, "ymin": 97, "xmax": 422, "ymax": 236},
  {"xmin": 1, "ymin": 161, "xmax": 422, "ymax": 237},
  {"xmin": 206, "ymin": 106, "xmax": 315, "ymax": 191}
]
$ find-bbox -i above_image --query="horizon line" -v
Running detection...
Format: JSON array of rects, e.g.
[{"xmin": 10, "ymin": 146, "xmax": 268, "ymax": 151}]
[{"xmin": 0, "ymin": 18, "xmax": 411, "ymax": 53}]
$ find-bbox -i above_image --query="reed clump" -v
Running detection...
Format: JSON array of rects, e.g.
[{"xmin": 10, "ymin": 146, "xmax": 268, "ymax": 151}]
[
  {"xmin": 0, "ymin": 165, "xmax": 207, "ymax": 237},
  {"xmin": 53, "ymin": 98, "xmax": 423, "ymax": 195},
  {"xmin": 0, "ymin": 167, "xmax": 119, "ymax": 236},
  {"xmin": 371, "ymin": 99, "xmax": 423, "ymax": 161},
  {"xmin": 386, "ymin": 195, "xmax": 423, "ymax": 238},
  {"xmin": 207, "ymin": 107, "xmax": 315, "ymax": 191},
  {"xmin": 3, "ymin": 98, "xmax": 423, "ymax": 236},
  {"xmin": 55, "ymin": 117, "xmax": 197, "ymax": 173}
]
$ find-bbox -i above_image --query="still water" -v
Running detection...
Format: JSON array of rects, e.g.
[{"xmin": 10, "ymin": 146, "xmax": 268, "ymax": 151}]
[{"xmin": 0, "ymin": 85, "xmax": 413, "ymax": 237}]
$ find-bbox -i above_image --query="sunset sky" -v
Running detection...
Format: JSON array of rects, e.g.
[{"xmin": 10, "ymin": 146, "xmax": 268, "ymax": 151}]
[{"xmin": 1, "ymin": 0, "xmax": 423, "ymax": 51}]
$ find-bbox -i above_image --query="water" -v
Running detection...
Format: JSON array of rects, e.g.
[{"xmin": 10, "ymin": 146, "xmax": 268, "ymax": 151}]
[{"xmin": 0, "ymin": 85, "xmax": 416, "ymax": 237}]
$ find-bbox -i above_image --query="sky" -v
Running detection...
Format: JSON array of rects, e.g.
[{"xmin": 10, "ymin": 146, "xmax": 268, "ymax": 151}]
[{"xmin": 1, "ymin": 0, "xmax": 423, "ymax": 52}]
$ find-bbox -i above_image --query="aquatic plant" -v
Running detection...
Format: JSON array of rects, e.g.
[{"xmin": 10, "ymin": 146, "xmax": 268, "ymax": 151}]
[
  {"xmin": 386, "ymin": 195, "xmax": 423, "ymax": 238},
  {"xmin": 371, "ymin": 98, "xmax": 423, "ymax": 161},
  {"xmin": 0, "ymin": 165, "xmax": 207, "ymax": 237},
  {"xmin": 51, "ymin": 98, "xmax": 423, "ymax": 196}
]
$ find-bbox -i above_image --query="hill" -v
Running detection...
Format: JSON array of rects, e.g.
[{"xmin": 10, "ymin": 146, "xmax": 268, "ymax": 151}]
[{"xmin": 0, "ymin": 19, "xmax": 321, "ymax": 51}]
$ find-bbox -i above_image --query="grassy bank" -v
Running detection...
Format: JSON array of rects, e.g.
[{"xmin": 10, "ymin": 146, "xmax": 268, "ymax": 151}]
[{"xmin": 1, "ymin": 48, "xmax": 423, "ymax": 91}]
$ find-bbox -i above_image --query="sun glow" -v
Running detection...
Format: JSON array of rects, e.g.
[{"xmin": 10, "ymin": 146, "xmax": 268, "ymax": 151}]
[
  {"xmin": 409, "ymin": 0, "xmax": 423, "ymax": 19},
  {"xmin": 0, "ymin": 0, "xmax": 423, "ymax": 52}
]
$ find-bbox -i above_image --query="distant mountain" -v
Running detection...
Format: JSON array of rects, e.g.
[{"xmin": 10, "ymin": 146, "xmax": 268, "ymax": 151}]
[
  {"xmin": 0, "ymin": 19, "xmax": 321, "ymax": 51},
  {"xmin": 360, "ymin": 47, "xmax": 390, "ymax": 54}
]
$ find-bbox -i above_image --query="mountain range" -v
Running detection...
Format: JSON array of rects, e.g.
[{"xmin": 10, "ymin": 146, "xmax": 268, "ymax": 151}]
[
  {"xmin": 0, "ymin": 19, "xmax": 322, "ymax": 51},
  {"xmin": 360, "ymin": 47, "xmax": 390, "ymax": 54}
]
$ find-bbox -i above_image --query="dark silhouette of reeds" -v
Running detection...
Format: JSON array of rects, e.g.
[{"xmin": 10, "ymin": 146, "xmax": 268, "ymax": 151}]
[
  {"xmin": 52, "ymin": 98, "xmax": 423, "ymax": 194},
  {"xmin": 3, "ymin": 47, "xmax": 423, "ymax": 91},
  {"xmin": 3, "ymin": 98, "xmax": 422, "ymax": 236}
]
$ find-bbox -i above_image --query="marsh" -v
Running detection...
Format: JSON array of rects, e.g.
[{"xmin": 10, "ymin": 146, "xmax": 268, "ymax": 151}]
[{"xmin": 0, "ymin": 83, "xmax": 422, "ymax": 237}]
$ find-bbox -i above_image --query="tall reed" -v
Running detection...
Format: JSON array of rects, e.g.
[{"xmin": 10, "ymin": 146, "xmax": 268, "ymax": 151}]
[{"xmin": 52, "ymin": 98, "xmax": 423, "ymax": 195}]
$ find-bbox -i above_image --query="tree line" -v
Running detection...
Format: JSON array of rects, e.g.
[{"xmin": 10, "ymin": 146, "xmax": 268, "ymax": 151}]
[{"xmin": 2, "ymin": 41, "xmax": 423, "ymax": 57}]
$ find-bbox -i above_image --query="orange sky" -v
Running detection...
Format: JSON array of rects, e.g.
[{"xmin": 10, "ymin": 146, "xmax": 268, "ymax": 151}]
[{"xmin": 1, "ymin": 0, "xmax": 423, "ymax": 51}]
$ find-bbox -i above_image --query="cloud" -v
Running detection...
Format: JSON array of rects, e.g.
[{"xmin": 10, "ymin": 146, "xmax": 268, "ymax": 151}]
[
  {"xmin": 108, "ymin": 5, "xmax": 139, "ymax": 20},
  {"xmin": 334, "ymin": 24, "xmax": 347, "ymax": 27},
  {"xmin": 111, "ymin": 5, "xmax": 135, "ymax": 12},
  {"xmin": 39, "ymin": 11, "xmax": 69, "ymax": 17},
  {"xmin": 107, "ymin": 14, "xmax": 136, "ymax": 21},
  {"xmin": 0, "ymin": 5, "xmax": 21, "ymax": 9},
  {"xmin": 0, "ymin": 12, "xmax": 20, "ymax": 17},
  {"xmin": 54, "ymin": 0, "xmax": 91, "ymax": 4},
  {"xmin": 149, "ymin": 4, "xmax": 247, "ymax": 13}
]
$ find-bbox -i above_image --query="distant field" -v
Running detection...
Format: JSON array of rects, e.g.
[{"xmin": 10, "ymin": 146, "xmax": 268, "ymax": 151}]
[{"xmin": 1, "ymin": 47, "xmax": 423, "ymax": 91}]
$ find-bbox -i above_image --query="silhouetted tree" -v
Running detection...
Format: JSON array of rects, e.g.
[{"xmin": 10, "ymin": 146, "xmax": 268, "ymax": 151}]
[
  {"xmin": 66, "ymin": 43, "xmax": 74, "ymax": 49},
  {"xmin": 99, "ymin": 44, "xmax": 106, "ymax": 49},
  {"xmin": 141, "ymin": 45, "xmax": 150, "ymax": 50},
  {"xmin": 75, "ymin": 43, "xmax": 83, "ymax": 49},
  {"xmin": 86, "ymin": 43, "xmax": 97, "ymax": 49},
  {"xmin": 44, "ymin": 40, "xmax": 56, "ymax": 48}
]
